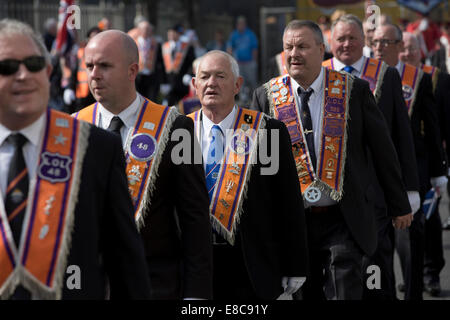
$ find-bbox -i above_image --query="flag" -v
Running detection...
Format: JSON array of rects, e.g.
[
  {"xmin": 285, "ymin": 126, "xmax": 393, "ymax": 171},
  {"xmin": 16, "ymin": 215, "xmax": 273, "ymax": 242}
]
[
  {"xmin": 53, "ymin": 0, "xmax": 76, "ymax": 55},
  {"xmin": 397, "ymin": 0, "xmax": 445, "ymax": 15},
  {"xmin": 423, "ymin": 188, "xmax": 439, "ymax": 220}
]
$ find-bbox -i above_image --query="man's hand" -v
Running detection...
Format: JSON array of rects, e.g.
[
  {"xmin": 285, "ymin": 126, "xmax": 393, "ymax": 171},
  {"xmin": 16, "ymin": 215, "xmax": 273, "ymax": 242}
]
[
  {"xmin": 392, "ymin": 213, "xmax": 413, "ymax": 229},
  {"xmin": 281, "ymin": 277, "xmax": 305, "ymax": 295}
]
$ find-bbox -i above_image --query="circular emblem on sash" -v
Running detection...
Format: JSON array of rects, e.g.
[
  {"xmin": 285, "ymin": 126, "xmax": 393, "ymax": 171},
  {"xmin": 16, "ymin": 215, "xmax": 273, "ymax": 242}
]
[
  {"xmin": 402, "ymin": 84, "xmax": 413, "ymax": 101},
  {"xmin": 230, "ymin": 131, "xmax": 253, "ymax": 155},
  {"xmin": 305, "ymin": 186, "xmax": 321, "ymax": 203},
  {"xmin": 128, "ymin": 133, "xmax": 157, "ymax": 162}
]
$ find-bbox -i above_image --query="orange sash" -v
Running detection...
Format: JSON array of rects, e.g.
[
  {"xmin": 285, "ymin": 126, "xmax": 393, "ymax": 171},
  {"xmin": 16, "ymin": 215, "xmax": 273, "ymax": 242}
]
[
  {"xmin": 323, "ymin": 57, "xmax": 387, "ymax": 102},
  {"xmin": 188, "ymin": 108, "xmax": 265, "ymax": 244},
  {"xmin": 275, "ymin": 51, "xmax": 288, "ymax": 76},
  {"xmin": 400, "ymin": 62, "xmax": 422, "ymax": 117},
  {"xmin": 137, "ymin": 37, "xmax": 158, "ymax": 73},
  {"xmin": 162, "ymin": 41, "xmax": 189, "ymax": 74},
  {"xmin": 265, "ymin": 69, "xmax": 350, "ymax": 201},
  {"xmin": 421, "ymin": 64, "xmax": 439, "ymax": 93},
  {"xmin": 75, "ymin": 47, "xmax": 89, "ymax": 99},
  {"xmin": 0, "ymin": 109, "xmax": 89, "ymax": 299},
  {"xmin": 74, "ymin": 99, "xmax": 178, "ymax": 228}
]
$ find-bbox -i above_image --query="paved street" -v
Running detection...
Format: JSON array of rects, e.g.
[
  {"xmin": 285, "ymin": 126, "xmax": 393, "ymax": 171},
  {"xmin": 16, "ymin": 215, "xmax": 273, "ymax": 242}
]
[{"xmin": 394, "ymin": 192, "xmax": 450, "ymax": 300}]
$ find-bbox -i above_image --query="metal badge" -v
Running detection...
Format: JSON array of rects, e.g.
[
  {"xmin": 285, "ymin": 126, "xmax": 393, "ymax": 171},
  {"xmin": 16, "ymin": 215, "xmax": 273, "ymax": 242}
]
[{"xmin": 305, "ymin": 186, "xmax": 321, "ymax": 203}]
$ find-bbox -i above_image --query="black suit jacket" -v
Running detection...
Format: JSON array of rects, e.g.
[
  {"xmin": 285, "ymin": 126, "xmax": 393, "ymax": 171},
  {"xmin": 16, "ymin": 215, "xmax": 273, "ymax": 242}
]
[
  {"xmin": 139, "ymin": 115, "xmax": 213, "ymax": 299},
  {"xmin": 62, "ymin": 124, "xmax": 151, "ymax": 299},
  {"xmin": 251, "ymin": 75, "xmax": 411, "ymax": 256},
  {"xmin": 434, "ymin": 71, "xmax": 450, "ymax": 164},
  {"xmin": 231, "ymin": 116, "xmax": 309, "ymax": 299},
  {"xmin": 367, "ymin": 66, "xmax": 419, "ymax": 220},
  {"xmin": 409, "ymin": 72, "xmax": 446, "ymax": 196},
  {"xmin": 165, "ymin": 45, "xmax": 196, "ymax": 104}
]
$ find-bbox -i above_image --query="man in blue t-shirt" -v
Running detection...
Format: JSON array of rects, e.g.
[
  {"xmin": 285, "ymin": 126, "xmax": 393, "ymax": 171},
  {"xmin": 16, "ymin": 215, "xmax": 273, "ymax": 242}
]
[{"xmin": 227, "ymin": 16, "xmax": 258, "ymax": 103}]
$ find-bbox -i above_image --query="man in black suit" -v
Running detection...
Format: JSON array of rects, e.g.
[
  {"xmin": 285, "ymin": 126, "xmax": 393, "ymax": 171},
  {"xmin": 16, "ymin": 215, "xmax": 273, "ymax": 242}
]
[
  {"xmin": 372, "ymin": 24, "xmax": 447, "ymax": 300},
  {"xmin": 323, "ymin": 14, "xmax": 420, "ymax": 300},
  {"xmin": 161, "ymin": 24, "xmax": 196, "ymax": 106},
  {"xmin": 0, "ymin": 19, "xmax": 150, "ymax": 299},
  {"xmin": 400, "ymin": 31, "xmax": 450, "ymax": 297},
  {"xmin": 76, "ymin": 30, "xmax": 213, "ymax": 300},
  {"xmin": 190, "ymin": 50, "xmax": 308, "ymax": 300},
  {"xmin": 251, "ymin": 20, "xmax": 412, "ymax": 300}
]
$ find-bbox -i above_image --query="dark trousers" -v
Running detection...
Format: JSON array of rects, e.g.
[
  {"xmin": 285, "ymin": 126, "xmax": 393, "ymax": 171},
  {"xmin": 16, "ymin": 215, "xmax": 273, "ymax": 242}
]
[
  {"xmin": 363, "ymin": 216, "xmax": 397, "ymax": 300},
  {"xmin": 395, "ymin": 210, "xmax": 425, "ymax": 300},
  {"xmin": 301, "ymin": 206, "xmax": 365, "ymax": 300},
  {"xmin": 212, "ymin": 236, "xmax": 259, "ymax": 300},
  {"xmin": 424, "ymin": 201, "xmax": 446, "ymax": 283},
  {"xmin": 136, "ymin": 73, "xmax": 160, "ymax": 102}
]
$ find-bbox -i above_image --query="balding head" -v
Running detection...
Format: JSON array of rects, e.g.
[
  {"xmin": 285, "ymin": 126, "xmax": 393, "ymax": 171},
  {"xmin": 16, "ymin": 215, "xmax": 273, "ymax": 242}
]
[
  {"xmin": 87, "ymin": 30, "xmax": 139, "ymax": 66},
  {"xmin": 399, "ymin": 32, "xmax": 421, "ymax": 67},
  {"xmin": 137, "ymin": 21, "xmax": 153, "ymax": 38},
  {"xmin": 84, "ymin": 29, "xmax": 140, "ymax": 114}
]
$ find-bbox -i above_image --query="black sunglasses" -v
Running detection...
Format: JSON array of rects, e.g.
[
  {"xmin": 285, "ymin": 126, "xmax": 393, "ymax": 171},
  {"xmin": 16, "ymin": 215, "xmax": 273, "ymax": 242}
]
[{"xmin": 0, "ymin": 56, "xmax": 46, "ymax": 76}]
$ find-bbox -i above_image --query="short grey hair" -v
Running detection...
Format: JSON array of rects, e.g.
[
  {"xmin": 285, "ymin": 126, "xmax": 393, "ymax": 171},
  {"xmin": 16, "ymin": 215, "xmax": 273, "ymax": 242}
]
[
  {"xmin": 0, "ymin": 19, "xmax": 51, "ymax": 65},
  {"xmin": 284, "ymin": 20, "xmax": 324, "ymax": 44},
  {"xmin": 196, "ymin": 50, "xmax": 240, "ymax": 79},
  {"xmin": 331, "ymin": 14, "xmax": 364, "ymax": 38}
]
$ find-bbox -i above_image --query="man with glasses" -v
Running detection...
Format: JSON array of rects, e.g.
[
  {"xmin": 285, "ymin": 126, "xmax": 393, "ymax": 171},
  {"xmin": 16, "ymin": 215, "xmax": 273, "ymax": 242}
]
[
  {"xmin": 251, "ymin": 20, "xmax": 412, "ymax": 300},
  {"xmin": 400, "ymin": 31, "xmax": 450, "ymax": 297},
  {"xmin": 323, "ymin": 14, "xmax": 419, "ymax": 300},
  {"xmin": 372, "ymin": 23, "xmax": 447, "ymax": 300},
  {"xmin": 0, "ymin": 19, "xmax": 151, "ymax": 299}
]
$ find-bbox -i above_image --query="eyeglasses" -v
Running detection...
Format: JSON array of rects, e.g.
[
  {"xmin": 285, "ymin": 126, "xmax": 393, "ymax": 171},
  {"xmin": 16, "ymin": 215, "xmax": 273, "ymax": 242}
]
[
  {"xmin": 371, "ymin": 39, "xmax": 400, "ymax": 48},
  {"xmin": 0, "ymin": 56, "xmax": 46, "ymax": 76}
]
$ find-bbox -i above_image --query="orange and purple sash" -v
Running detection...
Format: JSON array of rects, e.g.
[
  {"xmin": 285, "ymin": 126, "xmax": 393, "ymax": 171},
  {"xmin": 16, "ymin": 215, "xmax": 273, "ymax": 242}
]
[
  {"xmin": 266, "ymin": 69, "xmax": 350, "ymax": 201},
  {"xmin": 400, "ymin": 62, "xmax": 422, "ymax": 117},
  {"xmin": 189, "ymin": 108, "xmax": 264, "ymax": 244},
  {"xmin": 75, "ymin": 99, "xmax": 178, "ymax": 228},
  {"xmin": 0, "ymin": 109, "xmax": 89, "ymax": 299}
]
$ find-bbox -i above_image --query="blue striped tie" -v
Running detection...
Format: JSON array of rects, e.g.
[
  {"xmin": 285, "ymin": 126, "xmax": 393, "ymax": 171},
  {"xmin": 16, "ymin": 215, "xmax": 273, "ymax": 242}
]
[{"xmin": 205, "ymin": 125, "xmax": 224, "ymax": 201}]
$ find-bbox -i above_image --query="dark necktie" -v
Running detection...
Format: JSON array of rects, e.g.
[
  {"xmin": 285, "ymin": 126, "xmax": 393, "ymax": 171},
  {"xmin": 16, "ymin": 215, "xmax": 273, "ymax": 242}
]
[
  {"xmin": 107, "ymin": 116, "xmax": 124, "ymax": 136},
  {"xmin": 298, "ymin": 88, "xmax": 316, "ymax": 171},
  {"xmin": 343, "ymin": 65, "xmax": 355, "ymax": 74},
  {"xmin": 5, "ymin": 133, "xmax": 29, "ymax": 246}
]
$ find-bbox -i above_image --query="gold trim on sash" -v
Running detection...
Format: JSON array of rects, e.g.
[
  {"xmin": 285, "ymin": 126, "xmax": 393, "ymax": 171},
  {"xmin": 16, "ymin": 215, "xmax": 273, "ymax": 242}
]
[
  {"xmin": 265, "ymin": 69, "xmax": 351, "ymax": 201},
  {"xmin": 421, "ymin": 64, "xmax": 440, "ymax": 93},
  {"xmin": 400, "ymin": 62, "xmax": 423, "ymax": 118},
  {"xmin": 0, "ymin": 109, "xmax": 89, "ymax": 299},
  {"xmin": 74, "ymin": 99, "xmax": 179, "ymax": 230},
  {"xmin": 188, "ymin": 108, "xmax": 266, "ymax": 244}
]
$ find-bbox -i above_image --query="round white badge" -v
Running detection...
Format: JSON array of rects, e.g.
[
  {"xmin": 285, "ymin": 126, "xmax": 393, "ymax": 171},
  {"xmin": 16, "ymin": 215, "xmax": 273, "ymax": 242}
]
[{"xmin": 305, "ymin": 186, "xmax": 321, "ymax": 203}]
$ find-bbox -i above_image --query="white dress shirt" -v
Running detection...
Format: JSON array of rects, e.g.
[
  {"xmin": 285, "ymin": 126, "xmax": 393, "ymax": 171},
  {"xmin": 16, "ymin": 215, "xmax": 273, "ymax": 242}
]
[
  {"xmin": 290, "ymin": 67, "xmax": 337, "ymax": 208},
  {"xmin": 332, "ymin": 56, "xmax": 365, "ymax": 77},
  {"xmin": 200, "ymin": 106, "xmax": 237, "ymax": 171},
  {"xmin": 0, "ymin": 113, "xmax": 46, "ymax": 198},
  {"xmin": 97, "ymin": 94, "xmax": 142, "ymax": 147}
]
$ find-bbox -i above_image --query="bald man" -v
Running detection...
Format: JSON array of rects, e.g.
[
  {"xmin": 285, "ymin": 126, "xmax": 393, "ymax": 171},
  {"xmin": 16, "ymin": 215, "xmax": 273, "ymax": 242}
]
[
  {"xmin": 135, "ymin": 21, "xmax": 165, "ymax": 102},
  {"xmin": 74, "ymin": 30, "xmax": 213, "ymax": 300},
  {"xmin": 373, "ymin": 24, "xmax": 447, "ymax": 300},
  {"xmin": 400, "ymin": 32, "xmax": 450, "ymax": 297}
]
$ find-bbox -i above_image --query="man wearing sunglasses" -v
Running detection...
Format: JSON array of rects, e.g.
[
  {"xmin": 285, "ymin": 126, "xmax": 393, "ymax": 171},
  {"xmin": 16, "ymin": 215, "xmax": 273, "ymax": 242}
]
[
  {"xmin": 0, "ymin": 19, "xmax": 151, "ymax": 299},
  {"xmin": 372, "ymin": 23, "xmax": 447, "ymax": 300}
]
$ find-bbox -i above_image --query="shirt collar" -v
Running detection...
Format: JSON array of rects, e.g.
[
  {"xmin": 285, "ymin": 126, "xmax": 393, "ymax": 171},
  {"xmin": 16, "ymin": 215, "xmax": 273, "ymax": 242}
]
[
  {"xmin": 0, "ymin": 111, "xmax": 45, "ymax": 148},
  {"xmin": 395, "ymin": 60, "xmax": 403, "ymax": 74},
  {"xmin": 291, "ymin": 66, "xmax": 325, "ymax": 95},
  {"xmin": 98, "ymin": 94, "xmax": 141, "ymax": 130},
  {"xmin": 202, "ymin": 105, "xmax": 237, "ymax": 138},
  {"xmin": 332, "ymin": 55, "xmax": 365, "ymax": 74}
]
